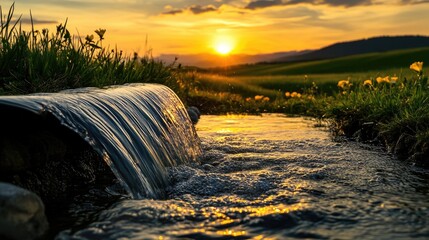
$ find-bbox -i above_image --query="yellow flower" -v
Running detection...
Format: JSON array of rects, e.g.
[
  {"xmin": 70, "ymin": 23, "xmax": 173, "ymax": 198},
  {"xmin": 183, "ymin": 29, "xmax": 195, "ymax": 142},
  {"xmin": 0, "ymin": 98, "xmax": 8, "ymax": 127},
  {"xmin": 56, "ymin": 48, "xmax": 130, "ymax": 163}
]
[
  {"xmin": 290, "ymin": 92, "xmax": 301, "ymax": 98},
  {"xmin": 254, "ymin": 95, "xmax": 264, "ymax": 101},
  {"xmin": 245, "ymin": 97, "xmax": 252, "ymax": 102},
  {"xmin": 285, "ymin": 92, "xmax": 291, "ymax": 98},
  {"xmin": 363, "ymin": 79, "xmax": 372, "ymax": 86},
  {"xmin": 376, "ymin": 76, "xmax": 390, "ymax": 84},
  {"xmin": 390, "ymin": 76, "xmax": 398, "ymax": 84},
  {"xmin": 410, "ymin": 61, "xmax": 423, "ymax": 73},
  {"xmin": 262, "ymin": 97, "xmax": 270, "ymax": 102},
  {"xmin": 337, "ymin": 80, "xmax": 352, "ymax": 89},
  {"xmin": 376, "ymin": 77, "xmax": 382, "ymax": 83}
]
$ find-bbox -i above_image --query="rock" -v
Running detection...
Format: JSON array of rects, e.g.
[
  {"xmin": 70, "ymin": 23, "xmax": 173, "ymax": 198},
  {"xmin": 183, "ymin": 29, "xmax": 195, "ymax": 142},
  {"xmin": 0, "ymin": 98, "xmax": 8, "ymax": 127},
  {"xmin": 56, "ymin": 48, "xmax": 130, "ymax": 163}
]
[
  {"xmin": 0, "ymin": 182, "xmax": 49, "ymax": 240},
  {"xmin": 187, "ymin": 106, "xmax": 201, "ymax": 124},
  {"xmin": 188, "ymin": 106, "xmax": 201, "ymax": 118}
]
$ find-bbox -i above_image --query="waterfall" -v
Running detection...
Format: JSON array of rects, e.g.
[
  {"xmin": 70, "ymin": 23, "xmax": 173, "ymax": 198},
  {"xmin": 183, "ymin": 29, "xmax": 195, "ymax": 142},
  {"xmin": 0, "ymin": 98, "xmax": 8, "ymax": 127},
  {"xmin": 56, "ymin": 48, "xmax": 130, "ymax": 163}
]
[{"xmin": 0, "ymin": 84, "xmax": 201, "ymax": 199}]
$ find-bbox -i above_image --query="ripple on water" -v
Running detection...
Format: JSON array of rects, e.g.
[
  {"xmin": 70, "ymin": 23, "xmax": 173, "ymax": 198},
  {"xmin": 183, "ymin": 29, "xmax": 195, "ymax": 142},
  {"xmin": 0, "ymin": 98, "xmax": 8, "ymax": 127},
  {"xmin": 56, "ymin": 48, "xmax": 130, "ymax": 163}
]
[{"xmin": 58, "ymin": 114, "xmax": 429, "ymax": 240}]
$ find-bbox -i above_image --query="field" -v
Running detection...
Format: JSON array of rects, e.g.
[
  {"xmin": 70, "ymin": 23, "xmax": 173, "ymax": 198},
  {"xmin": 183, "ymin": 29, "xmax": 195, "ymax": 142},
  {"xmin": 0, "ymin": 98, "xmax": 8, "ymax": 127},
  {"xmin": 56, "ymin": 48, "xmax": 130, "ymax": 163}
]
[
  {"xmin": 182, "ymin": 60, "xmax": 428, "ymax": 115},
  {"xmin": 217, "ymin": 47, "xmax": 429, "ymax": 75},
  {"xmin": 189, "ymin": 46, "xmax": 429, "ymax": 98}
]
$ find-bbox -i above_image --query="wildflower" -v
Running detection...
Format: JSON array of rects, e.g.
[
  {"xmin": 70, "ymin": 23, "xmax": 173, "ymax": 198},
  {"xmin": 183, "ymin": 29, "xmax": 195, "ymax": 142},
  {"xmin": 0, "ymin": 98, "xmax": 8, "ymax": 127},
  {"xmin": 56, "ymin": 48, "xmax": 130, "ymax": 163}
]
[
  {"xmin": 95, "ymin": 28, "xmax": 106, "ymax": 40},
  {"xmin": 291, "ymin": 92, "xmax": 300, "ymax": 98},
  {"xmin": 390, "ymin": 76, "xmax": 398, "ymax": 84},
  {"xmin": 363, "ymin": 79, "xmax": 372, "ymax": 86},
  {"xmin": 245, "ymin": 97, "xmax": 252, "ymax": 102},
  {"xmin": 337, "ymin": 80, "xmax": 352, "ymax": 89},
  {"xmin": 285, "ymin": 92, "xmax": 291, "ymax": 98},
  {"xmin": 254, "ymin": 95, "xmax": 264, "ymax": 101},
  {"xmin": 376, "ymin": 76, "xmax": 390, "ymax": 84},
  {"xmin": 262, "ymin": 97, "xmax": 270, "ymax": 102},
  {"xmin": 85, "ymin": 34, "xmax": 95, "ymax": 43},
  {"xmin": 410, "ymin": 61, "xmax": 423, "ymax": 74}
]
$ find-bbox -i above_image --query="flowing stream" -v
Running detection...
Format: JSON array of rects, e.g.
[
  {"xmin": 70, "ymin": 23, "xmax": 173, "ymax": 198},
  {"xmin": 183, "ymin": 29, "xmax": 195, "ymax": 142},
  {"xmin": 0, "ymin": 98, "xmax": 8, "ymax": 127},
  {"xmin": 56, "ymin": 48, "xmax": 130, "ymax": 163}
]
[{"xmin": 57, "ymin": 114, "xmax": 429, "ymax": 239}]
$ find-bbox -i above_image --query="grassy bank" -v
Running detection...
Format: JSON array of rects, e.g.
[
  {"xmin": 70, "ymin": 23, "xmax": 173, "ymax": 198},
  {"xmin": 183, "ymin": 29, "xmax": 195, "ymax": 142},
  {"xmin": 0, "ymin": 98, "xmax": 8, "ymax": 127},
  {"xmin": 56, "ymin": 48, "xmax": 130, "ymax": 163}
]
[
  {"xmin": 326, "ymin": 69, "xmax": 429, "ymax": 167},
  {"xmin": 0, "ymin": 3, "xmax": 428, "ymax": 167}
]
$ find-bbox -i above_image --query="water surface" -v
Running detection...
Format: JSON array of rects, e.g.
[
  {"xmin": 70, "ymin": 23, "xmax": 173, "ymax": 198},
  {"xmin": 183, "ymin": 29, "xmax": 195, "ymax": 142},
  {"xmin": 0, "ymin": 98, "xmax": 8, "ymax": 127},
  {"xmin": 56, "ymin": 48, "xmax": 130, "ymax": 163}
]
[{"xmin": 58, "ymin": 114, "xmax": 429, "ymax": 239}]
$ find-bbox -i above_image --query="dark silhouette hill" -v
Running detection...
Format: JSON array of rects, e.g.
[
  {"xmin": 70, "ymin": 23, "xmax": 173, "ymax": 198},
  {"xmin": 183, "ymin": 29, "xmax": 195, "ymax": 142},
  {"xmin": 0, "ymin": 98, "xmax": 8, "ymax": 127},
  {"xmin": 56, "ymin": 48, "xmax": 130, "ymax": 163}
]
[{"xmin": 274, "ymin": 36, "xmax": 429, "ymax": 63}]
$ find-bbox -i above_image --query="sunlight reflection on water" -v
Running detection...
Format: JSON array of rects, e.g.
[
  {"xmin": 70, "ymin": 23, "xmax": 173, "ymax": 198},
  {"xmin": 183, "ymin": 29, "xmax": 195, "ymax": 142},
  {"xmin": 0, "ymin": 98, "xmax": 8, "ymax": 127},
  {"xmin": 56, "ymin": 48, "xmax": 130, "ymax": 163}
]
[{"xmin": 197, "ymin": 114, "xmax": 329, "ymax": 141}]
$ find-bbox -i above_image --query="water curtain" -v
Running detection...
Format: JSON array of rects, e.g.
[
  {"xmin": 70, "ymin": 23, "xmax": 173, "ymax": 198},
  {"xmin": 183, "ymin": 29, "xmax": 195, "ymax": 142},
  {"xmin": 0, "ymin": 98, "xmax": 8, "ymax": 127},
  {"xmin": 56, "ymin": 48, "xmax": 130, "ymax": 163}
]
[{"xmin": 0, "ymin": 84, "xmax": 201, "ymax": 199}]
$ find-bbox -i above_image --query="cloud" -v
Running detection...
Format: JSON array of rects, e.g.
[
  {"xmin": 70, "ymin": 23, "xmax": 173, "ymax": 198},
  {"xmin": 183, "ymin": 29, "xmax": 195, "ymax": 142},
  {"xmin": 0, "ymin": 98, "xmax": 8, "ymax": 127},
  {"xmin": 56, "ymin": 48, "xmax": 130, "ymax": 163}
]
[
  {"xmin": 189, "ymin": 5, "xmax": 218, "ymax": 14},
  {"xmin": 246, "ymin": 0, "xmax": 283, "ymax": 9},
  {"xmin": 245, "ymin": 0, "xmax": 373, "ymax": 9},
  {"xmin": 400, "ymin": 0, "xmax": 429, "ymax": 4},
  {"xmin": 162, "ymin": 9, "xmax": 184, "ymax": 15},
  {"xmin": 322, "ymin": 0, "xmax": 372, "ymax": 6},
  {"xmin": 162, "ymin": 4, "xmax": 218, "ymax": 15}
]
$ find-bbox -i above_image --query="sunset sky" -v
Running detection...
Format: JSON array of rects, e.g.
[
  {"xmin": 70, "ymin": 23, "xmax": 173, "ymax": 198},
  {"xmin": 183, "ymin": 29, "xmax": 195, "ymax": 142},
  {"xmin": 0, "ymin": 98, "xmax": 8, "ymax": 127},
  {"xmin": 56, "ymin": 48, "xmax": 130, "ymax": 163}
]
[{"xmin": 5, "ymin": 0, "xmax": 429, "ymax": 56}]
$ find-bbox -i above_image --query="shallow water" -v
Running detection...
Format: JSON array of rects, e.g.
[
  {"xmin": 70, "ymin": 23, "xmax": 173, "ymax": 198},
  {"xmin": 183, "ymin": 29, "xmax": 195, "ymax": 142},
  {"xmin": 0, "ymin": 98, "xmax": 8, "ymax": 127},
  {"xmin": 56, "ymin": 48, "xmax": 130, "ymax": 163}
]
[{"xmin": 58, "ymin": 114, "xmax": 429, "ymax": 239}]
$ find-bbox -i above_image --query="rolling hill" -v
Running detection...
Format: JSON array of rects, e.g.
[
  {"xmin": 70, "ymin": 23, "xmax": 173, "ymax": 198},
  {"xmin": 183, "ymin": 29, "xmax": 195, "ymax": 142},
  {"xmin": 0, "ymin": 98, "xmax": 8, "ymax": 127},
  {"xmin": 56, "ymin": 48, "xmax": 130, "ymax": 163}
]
[{"xmin": 274, "ymin": 36, "xmax": 429, "ymax": 63}]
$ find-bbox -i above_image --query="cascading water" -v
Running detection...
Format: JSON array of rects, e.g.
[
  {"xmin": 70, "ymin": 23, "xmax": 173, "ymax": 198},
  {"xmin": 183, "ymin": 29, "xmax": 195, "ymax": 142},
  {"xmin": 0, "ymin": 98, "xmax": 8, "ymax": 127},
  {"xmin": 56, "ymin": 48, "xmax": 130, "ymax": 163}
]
[{"xmin": 0, "ymin": 83, "xmax": 201, "ymax": 199}]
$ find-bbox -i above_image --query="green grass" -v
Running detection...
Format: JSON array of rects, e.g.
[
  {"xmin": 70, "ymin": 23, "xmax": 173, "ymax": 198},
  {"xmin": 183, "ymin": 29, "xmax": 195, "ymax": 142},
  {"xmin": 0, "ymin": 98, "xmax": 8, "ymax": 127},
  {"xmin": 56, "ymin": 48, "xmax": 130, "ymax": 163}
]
[
  {"xmin": 217, "ymin": 47, "xmax": 429, "ymax": 76},
  {"xmin": 0, "ymin": 3, "xmax": 176, "ymax": 95},
  {"xmin": 325, "ymin": 74, "xmax": 429, "ymax": 167},
  {"xmin": 183, "ymin": 68, "xmax": 423, "ymax": 99},
  {"xmin": 194, "ymin": 48, "xmax": 429, "ymax": 97}
]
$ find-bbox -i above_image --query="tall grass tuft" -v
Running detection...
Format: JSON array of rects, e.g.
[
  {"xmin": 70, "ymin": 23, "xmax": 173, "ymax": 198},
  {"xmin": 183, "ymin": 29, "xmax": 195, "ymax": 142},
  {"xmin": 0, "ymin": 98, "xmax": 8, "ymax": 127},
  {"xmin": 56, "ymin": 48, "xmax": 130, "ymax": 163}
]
[{"xmin": 0, "ymin": 3, "xmax": 174, "ymax": 95}]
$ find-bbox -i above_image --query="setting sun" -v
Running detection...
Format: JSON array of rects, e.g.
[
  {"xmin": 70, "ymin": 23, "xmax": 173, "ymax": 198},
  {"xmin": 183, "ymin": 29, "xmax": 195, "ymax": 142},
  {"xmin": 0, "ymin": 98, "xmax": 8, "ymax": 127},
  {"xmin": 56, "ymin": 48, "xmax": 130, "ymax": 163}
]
[
  {"xmin": 215, "ymin": 42, "xmax": 233, "ymax": 55},
  {"xmin": 213, "ymin": 36, "xmax": 235, "ymax": 55}
]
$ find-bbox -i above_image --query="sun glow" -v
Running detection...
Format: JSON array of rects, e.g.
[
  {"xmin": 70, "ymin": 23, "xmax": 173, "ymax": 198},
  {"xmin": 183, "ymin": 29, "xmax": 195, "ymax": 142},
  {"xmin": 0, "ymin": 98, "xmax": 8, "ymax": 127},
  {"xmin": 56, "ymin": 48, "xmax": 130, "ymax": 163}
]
[{"xmin": 213, "ymin": 35, "xmax": 235, "ymax": 55}]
